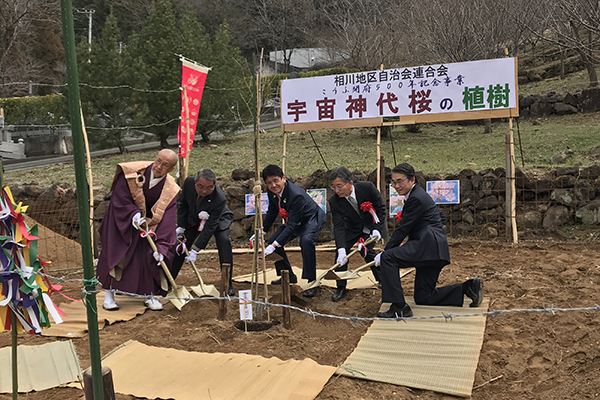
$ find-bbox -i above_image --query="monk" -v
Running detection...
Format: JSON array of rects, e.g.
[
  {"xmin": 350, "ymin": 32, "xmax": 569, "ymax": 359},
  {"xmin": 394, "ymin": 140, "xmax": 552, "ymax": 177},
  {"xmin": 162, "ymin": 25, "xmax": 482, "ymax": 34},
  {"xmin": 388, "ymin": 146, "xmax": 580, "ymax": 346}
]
[{"xmin": 96, "ymin": 149, "xmax": 179, "ymax": 311}]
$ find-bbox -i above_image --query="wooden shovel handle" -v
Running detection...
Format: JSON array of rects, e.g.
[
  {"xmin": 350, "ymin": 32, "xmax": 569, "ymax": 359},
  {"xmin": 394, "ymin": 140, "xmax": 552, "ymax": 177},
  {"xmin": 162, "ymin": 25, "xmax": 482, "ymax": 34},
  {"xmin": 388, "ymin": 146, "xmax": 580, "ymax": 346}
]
[
  {"xmin": 318, "ymin": 236, "xmax": 378, "ymax": 279},
  {"xmin": 178, "ymin": 239, "xmax": 207, "ymax": 286},
  {"xmin": 140, "ymin": 222, "xmax": 179, "ymax": 289}
]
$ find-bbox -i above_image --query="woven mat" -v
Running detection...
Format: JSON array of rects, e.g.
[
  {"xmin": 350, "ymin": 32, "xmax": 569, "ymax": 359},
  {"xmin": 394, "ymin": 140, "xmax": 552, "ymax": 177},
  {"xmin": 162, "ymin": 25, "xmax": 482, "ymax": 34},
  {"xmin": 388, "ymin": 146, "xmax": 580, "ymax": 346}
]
[
  {"xmin": 338, "ymin": 297, "xmax": 489, "ymax": 397},
  {"xmin": 90, "ymin": 340, "xmax": 336, "ymax": 400},
  {"xmin": 42, "ymin": 292, "xmax": 148, "ymax": 338},
  {"xmin": 0, "ymin": 341, "xmax": 82, "ymax": 393},
  {"xmin": 233, "ymin": 266, "xmax": 412, "ymax": 290}
]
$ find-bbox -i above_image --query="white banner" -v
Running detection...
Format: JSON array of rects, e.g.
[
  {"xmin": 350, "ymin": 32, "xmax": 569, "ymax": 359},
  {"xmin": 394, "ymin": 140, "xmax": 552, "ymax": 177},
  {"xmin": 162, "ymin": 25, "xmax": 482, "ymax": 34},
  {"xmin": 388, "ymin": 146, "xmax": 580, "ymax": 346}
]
[{"xmin": 281, "ymin": 58, "xmax": 517, "ymax": 125}]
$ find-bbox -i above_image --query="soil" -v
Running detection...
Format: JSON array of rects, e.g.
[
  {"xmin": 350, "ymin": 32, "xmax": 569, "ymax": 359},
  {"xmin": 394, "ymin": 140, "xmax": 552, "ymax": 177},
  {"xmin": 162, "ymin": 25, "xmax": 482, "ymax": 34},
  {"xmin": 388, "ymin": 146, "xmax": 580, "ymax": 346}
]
[{"xmin": 1, "ymin": 238, "xmax": 600, "ymax": 400}]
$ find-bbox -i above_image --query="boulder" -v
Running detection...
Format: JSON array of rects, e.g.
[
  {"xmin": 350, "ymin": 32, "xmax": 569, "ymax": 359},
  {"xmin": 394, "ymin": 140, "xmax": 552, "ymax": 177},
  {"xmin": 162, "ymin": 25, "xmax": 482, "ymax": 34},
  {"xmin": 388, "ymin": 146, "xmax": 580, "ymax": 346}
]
[
  {"xmin": 542, "ymin": 206, "xmax": 572, "ymax": 229},
  {"xmin": 519, "ymin": 95, "xmax": 536, "ymax": 109},
  {"xmin": 550, "ymin": 151, "xmax": 570, "ymax": 164},
  {"xmin": 575, "ymin": 199, "xmax": 600, "ymax": 225},
  {"xmin": 231, "ymin": 168, "xmax": 255, "ymax": 181},
  {"xmin": 530, "ymin": 100, "xmax": 554, "ymax": 117},
  {"xmin": 550, "ymin": 189, "xmax": 577, "ymax": 206},
  {"xmin": 229, "ymin": 221, "xmax": 247, "ymax": 238},
  {"xmin": 555, "ymin": 167, "xmax": 578, "ymax": 176},
  {"xmin": 579, "ymin": 87, "xmax": 600, "ymax": 113},
  {"xmin": 580, "ymin": 164, "xmax": 600, "ymax": 179},
  {"xmin": 476, "ymin": 195, "xmax": 500, "ymax": 210},
  {"xmin": 517, "ymin": 209, "xmax": 543, "ymax": 228},
  {"xmin": 553, "ymin": 102, "xmax": 578, "ymax": 115},
  {"xmin": 553, "ymin": 175, "xmax": 576, "ymax": 188},
  {"xmin": 563, "ymin": 93, "xmax": 579, "ymax": 108}
]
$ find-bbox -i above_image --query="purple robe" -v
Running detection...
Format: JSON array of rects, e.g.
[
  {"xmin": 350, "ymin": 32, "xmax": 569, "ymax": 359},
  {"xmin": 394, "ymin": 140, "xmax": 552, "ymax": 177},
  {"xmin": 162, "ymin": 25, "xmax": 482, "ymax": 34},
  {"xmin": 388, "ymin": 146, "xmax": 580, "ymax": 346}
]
[{"xmin": 96, "ymin": 166, "xmax": 177, "ymax": 296}]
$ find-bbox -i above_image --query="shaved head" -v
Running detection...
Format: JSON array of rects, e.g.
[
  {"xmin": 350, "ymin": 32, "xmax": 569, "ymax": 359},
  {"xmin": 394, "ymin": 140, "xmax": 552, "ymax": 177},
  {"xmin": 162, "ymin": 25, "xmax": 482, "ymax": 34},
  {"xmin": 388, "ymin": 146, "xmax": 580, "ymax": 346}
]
[{"xmin": 152, "ymin": 149, "xmax": 178, "ymax": 178}]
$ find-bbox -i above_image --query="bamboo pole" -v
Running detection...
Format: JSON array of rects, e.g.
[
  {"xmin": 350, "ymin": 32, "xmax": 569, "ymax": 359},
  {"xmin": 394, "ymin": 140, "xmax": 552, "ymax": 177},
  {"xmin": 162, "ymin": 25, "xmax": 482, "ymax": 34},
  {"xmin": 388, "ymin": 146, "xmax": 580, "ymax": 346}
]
[
  {"xmin": 59, "ymin": 0, "xmax": 104, "ymax": 398},
  {"xmin": 80, "ymin": 108, "xmax": 95, "ymax": 257},
  {"xmin": 282, "ymin": 130, "xmax": 287, "ymax": 174},
  {"xmin": 508, "ymin": 118, "xmax": 518, "ymax": 243},
  {"xmin": 376, "ymin": 63, "xmax": 384, "ymax": 192}
]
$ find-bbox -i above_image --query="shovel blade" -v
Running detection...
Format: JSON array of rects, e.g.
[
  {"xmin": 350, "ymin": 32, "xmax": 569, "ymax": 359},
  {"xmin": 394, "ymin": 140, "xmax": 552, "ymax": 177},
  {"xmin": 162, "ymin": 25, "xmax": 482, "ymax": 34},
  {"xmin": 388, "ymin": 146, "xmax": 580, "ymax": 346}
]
[
  {"xmin": 330, "ymin": 271, "xmax": 361, "ymax": 280},
  {"xmin": 322, "ymin": 270, "xmax": 344, "ymax": 280},
  {"xmin": 300, "ymin": 280, "xmax": 321, "ymax": 291},
  {"xmin": 191, "ymin": 284, "xmax": 220, "ymax": 298},
  {"xmin": 167, "ymin": 286, "xmax": 193, "ymax": 311}
]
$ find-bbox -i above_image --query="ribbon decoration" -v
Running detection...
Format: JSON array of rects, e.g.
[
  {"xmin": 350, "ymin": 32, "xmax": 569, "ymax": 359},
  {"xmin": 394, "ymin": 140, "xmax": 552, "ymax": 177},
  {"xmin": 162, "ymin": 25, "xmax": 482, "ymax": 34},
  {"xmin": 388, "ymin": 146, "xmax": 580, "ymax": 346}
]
[
  {"xmin": 396, "ymin": 210, "xmax": 403, "ymax": 222},
  {"xmin": 0, "ymin": 186, "xmax": 63, "ymax": 334},
  {"xmin": 176, "ymin": 238, "xmax": 187, "ymax": 256},
  {"xmin": 197, "ymin": 211, "xmax": 210, "ymax": 231},
  {"xmin": 140, "ymin": 229, "xmax": 155, "ymax": 238},
  {"xmin": 356, "ymin": 237, "xmax": 368, "ymax": 257},
  {"xmin": 360, "ymin": 201, "xmax": 380, "ymax": 224},
  {"xmin": 279, "ymin": 208, "xmax": 288, "ymax": 224}
]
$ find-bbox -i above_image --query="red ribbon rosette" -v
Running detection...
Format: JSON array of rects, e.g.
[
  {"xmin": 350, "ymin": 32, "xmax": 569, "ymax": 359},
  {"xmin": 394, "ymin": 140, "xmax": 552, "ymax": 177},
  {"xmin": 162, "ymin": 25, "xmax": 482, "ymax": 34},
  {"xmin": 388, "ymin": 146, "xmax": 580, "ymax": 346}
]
[
  {"xmin": 279, "ymin": 208, "xmax": 288, "ymax": 224},
  {"xmin": 359, "ymin": 201, "xmax": 380, "ymax": 224},
  {"xmin": 357, "ymin": 237, "xmax": 368, "ymax": 257},
  {"xmin": 396, "ymin": 210, "xmax": 403, "ymax": 222},
  {"xmin": 176, "ymin": 238, "xmax": 187, "ymax": 256},
  {"xmin": 140, "ymin": 229, "xmax": 155, "ymax": 238}
]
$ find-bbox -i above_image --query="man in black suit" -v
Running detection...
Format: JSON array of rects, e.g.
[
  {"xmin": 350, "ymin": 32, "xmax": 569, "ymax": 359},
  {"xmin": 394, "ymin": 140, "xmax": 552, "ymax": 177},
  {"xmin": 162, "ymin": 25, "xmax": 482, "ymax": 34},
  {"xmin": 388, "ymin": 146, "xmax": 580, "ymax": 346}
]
[
  {"xmin": 328, "ymin": 167, "xmax": 387, "ymax": 302},
  {"xmin": 259, "ymin": 164, "xmax": 326, "ymax": 297},
  {"xmin": 375, "ymin": 163, "xmax": 484, "ymax": 318},
  {"xmin": 171, "ymin": 168, "xmax": 235, "ymax": 296}
]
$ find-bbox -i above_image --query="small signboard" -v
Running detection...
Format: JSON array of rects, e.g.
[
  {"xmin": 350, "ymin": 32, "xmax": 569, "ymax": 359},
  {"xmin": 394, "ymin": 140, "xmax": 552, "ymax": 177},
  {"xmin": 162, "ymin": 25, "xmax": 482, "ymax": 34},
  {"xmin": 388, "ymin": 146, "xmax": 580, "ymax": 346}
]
[
  {"xmin": 307, "ymin": 188, "xmax": 327, "ymax": 213},
  {"xmin": 239, "ymin": 289, "xmax": 252, "ymax": 321},
  {"xmin": 245, "ymin": 193, "xmax": 269, "ymax": 215},
  {"xmin": 426, "ymin": 180, "xmax": 460, "ymax": 204},
  {"xmin": 389, "ymin": 184, "xmax": 406, "ymax": 217}
]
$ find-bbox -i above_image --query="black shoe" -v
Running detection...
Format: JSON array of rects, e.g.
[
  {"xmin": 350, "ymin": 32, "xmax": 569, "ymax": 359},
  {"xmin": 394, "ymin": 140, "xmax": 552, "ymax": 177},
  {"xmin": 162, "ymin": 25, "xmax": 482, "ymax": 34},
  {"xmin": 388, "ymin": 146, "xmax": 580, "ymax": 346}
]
[
  {"xmin": 302, "ymin": 286, "xmax": 317, "ymax": 298},
  {"xmin": 228, "ymin": 285, "xmax": 235, "ymax": 296},
  {"xmin": 271, "ymin": 274, "xmax": 298, "ymax": 285},
  {"xmin": 377, "ymin": 303, "xmax": 413, "ymax": 318},
  {"xmin": 331, "ymin": 287, "xmax": 347, "ymax": 302},
  {"xmin": 466, "ymin": 278, "xmax": 483, "ymax": 307}
]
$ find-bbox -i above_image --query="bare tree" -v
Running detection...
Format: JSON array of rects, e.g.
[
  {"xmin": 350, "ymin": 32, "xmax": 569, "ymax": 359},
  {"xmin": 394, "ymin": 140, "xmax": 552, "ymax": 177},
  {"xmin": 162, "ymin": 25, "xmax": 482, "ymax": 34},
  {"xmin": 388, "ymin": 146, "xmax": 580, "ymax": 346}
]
[
  {"xmin": 531, "ymin": 0, "xmax": 600, "ymax": 87},
  {"xmin": 0, "ymin": 0, "xmax": 61, "ymax": 98},
  {"xmin": 316, "ymin": 0, "xmax": 409, "ymax": 70}
]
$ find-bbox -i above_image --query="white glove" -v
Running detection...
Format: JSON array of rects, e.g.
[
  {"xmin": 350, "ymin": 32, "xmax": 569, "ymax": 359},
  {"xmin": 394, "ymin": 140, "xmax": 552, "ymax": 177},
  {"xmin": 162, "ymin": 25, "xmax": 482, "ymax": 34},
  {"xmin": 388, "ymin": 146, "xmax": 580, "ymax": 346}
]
[
  {"xmin": 264, "ymin": 244, "xmax": 276, "ymax": 256},
  {"xmin": 370, "ymin": 229, "xmax": 381, "ymax": 241},
  {"xmin": 176, "ymin": 227, "xmax": 185, "ymax": 239},
  {"xmin": 153, "ymin": 251, "xmax": 164, "ymax": 265},
  {"xmin": 336, "ymin": 248, "xmax": 348, "ymax": 266},
  {"xmin": 131, "ymin": 212, "xmax": 144, "ymax": 230},
  {"xmin": 186, "ymin": 249, "xmax": 198, "ymax": 263},
  {"xmin": 374, "ymin": 252, "xmax": 382, "ymax": 267}
]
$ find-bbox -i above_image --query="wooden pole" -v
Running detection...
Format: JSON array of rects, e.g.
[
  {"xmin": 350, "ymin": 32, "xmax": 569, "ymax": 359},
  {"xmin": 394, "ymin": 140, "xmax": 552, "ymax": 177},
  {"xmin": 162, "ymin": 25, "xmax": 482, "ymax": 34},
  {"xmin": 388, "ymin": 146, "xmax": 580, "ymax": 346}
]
[
  {"xmin": 376, "ymin": 64, "xmax": 384, "ymax": 193},
  {"xmin": 281, "ymin": 270, "xmax": 291, "ymax": 329},
  {"xmin": 282, "ymin": 130, "xmax": 287, "ymax": 174},
  {"xmin": 80, "ymin": 108, "xmax": 95, "ymax": 258},
  {"xmin": 218, "ymin": 263, "xmax": 231, "ymax": 320},
  {"xmin": 508, "ymin": 118, "xmax": 518, "ymax": 243}
]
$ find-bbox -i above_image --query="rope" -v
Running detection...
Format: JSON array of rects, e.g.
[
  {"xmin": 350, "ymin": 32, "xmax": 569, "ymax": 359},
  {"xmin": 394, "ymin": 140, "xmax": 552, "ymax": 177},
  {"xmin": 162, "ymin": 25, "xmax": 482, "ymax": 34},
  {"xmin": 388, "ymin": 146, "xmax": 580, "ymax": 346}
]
[{"xmin": 308, "ymin": 131, "xmax": 329, "ymax": 171}]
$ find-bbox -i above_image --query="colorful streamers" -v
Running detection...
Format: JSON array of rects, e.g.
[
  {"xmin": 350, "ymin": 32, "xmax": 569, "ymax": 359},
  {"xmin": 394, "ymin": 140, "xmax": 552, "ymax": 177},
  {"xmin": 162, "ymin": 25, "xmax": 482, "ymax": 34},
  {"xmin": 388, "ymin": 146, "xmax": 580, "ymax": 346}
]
[{"xmin": 0, "ymin": 186, "xmax": 62, "ymax": 334}]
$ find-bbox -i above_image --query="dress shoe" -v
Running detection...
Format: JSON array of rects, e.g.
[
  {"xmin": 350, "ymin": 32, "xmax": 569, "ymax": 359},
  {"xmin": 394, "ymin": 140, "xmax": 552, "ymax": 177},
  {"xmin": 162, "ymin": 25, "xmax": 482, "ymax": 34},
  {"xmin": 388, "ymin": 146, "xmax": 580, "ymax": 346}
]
[
  {"xmin": 302, "ymin": 286, "xmax": 317, "ymax": 298},
  {"xmin": 271, "ymin": 274, "xmax": 298, "ymax": 285},
  {"xmin": 331, "ymin": 287, "xmax": 347, "ymax": 302},
  {"xmin": 377, "ymin": 303, "xmax": 413, "ymax": 318},
  {"xmin": 466, "ymin": 278, "xmax": 483, "ymax": 308},
  {"xmin": 102, "ymin": 291, "xmax": 119, "ymax": 311},
  {"xmin": 228, "ymin": 285, "xmax": 236, "ymax": 297},
  {"xmin": 144, "ymin": 296, "xmax": 164, "ymax": 311}
]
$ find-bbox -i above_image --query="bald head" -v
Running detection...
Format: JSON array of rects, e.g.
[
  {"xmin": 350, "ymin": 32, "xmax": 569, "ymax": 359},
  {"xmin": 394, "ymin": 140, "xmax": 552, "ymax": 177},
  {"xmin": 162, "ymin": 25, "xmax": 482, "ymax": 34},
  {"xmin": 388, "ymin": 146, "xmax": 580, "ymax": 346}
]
[{"xmin": 151, "ymin": 149, "xmax": 178, "ymax": 178}]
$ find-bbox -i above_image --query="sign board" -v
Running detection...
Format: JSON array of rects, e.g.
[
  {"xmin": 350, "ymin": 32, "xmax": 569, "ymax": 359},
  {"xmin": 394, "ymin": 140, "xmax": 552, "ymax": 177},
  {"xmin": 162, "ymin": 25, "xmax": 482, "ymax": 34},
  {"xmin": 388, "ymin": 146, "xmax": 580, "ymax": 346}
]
[
  {"xmin": 426, "ymin": 180, "xmax": 460, "ymax": 204},
  {"xmin": 239, "ymin": 289, "xmax": 252, "ymax": 321},
  {"xmin": 245, "ymin": 193, "xmax": 269, "ymax": 215},
  {"xmin": 281, "ymin": 57, "xmax": 518, "ymax": 131},
  {"xmin": 307, "ymin": 188, "xmax": 327, "ymax": 213}
]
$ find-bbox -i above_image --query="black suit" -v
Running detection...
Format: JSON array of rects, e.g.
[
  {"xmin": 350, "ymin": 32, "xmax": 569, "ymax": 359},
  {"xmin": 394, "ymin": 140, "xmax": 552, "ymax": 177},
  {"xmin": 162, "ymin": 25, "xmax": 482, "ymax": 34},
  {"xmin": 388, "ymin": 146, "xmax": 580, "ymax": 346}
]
[
  {"xmin": 381, "ymin": 184, "xmax": 463, "ymax": 306},
  {"xmin": 263, "ymin": 180, "xmax": 326, "ymax": 282},
  {"xmin": 171, "ymin": 176, "xmax": 234, "ymax": 279},
  {"xmin": 329, "ymin": 181, "xmax": 387, "ymax": 288}
]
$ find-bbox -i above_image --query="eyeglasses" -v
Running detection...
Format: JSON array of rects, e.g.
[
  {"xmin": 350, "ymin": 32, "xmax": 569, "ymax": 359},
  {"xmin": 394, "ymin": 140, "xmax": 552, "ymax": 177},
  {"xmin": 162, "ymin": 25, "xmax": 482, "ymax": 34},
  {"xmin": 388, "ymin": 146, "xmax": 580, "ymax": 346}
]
[
  {"xmin": 154, "ymin": 158, "xmax": 172, "ymax": 169},
  {"xmin": 196, "ymin": 183, "xmax": 215, "ymax": 191},
  {"xmin": 391, "ymin": 177, "xmax": 408, "ymax": 185},
  {"xmin": 331, "ymin": 182, "xmax": 349, "ymax": 191}
]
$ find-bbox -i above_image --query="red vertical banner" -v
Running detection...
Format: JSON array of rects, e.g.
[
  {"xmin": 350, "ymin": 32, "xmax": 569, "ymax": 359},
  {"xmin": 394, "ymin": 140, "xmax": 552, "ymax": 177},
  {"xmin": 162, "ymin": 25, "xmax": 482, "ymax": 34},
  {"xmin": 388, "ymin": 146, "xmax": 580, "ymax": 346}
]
[{"xmin": 177, "ymin": 58, "xmax": 209, "ymax": 158}]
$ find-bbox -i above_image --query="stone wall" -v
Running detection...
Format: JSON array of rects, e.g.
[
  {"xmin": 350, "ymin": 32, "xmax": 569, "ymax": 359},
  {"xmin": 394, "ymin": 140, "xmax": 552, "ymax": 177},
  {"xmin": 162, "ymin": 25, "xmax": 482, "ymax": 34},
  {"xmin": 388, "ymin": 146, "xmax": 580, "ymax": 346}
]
[
  {"xmin": 8, "ymin": 163, "xmax": 600, "ymax": 247},
  {"xmin": 519, "ymin": 88, "xmax": 600, "ymax": 118}
]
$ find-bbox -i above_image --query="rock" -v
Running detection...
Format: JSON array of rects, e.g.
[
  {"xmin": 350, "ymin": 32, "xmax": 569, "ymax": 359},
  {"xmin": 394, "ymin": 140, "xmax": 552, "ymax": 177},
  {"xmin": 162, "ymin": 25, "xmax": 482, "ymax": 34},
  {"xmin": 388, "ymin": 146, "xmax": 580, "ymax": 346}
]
[
  {"xmin": 542, "ymin": 206, "xmax": 572, "ymax": 229},
  {"xmin": 223, "ymin": 185, "xmax": 246, "ymax": 201},
  {"xmin": 527, "ymin": 71, "xmax": 543, "ymax": 82},
  {"xmin": 580, "ymin": 87, "xmax": 600, "ymax": 113},
  {"xmin": 517, "ymin": 210, "xmax": 543, "ymax": 228},
  {"xmin": 545, "ymin": 92, "xmax": 564, "ymax": 103},
  {"xmin": 553, "ymin": 102, "xmax": 578, "ymax": 115},
  {"xmin": 575, "ymin": 199, "xmax": 600, "ymax": 224},
  {"xmin": 530, "ymin": 100, "xmax": 554, "ymax": 117},
  {"xmin": 482, "ymin": 225, "xmax": 498, "ymax": 238},
  {"xmin": 448, "ymin": 222, "xmax": 471, "ymax": 237},
  {"xmin": 550, "ymin": 151, "xmax": 570, "ymax": 164},
  {"xmin": 229, "ymin": 221, "xmax": 247, "ymax": 238},
  {"xmin": 574, "ymin": 179, "xmax": 595, "ymax": 201},
  {"xmin": 580, "ymin": 164, "xmax": 600, "ymax": 179},
  {"xmin": 550, "ymin": 189, "xmax": 577, "ymax": 206},
  {"xmin": 555, "ymin": 167, "xmax": 578, "ymax": 176},
  {"xmin": 231, "ymin": 168, "xmax": 255, "ymax": 180},
  {"xmin": 563, "ymin": 93, "xmax": 579, "ymax": 108},
  {"xmin": 519, "ymin": 95, "xmax": 536, "ymax": 109},
  {"xmin": 553, "ymin": 175, "xmax": 576, "ymax": 188},
  {"xmin": 462, "ymin": 209, "xmax": 475, "ymax": 225},
  {"xmin": 515, "ymin": 167, "xmax": 528, "ymax": 189},
  {"xmin": 351, "ymin": 170, "xmax": 366, "ymax": 181}
]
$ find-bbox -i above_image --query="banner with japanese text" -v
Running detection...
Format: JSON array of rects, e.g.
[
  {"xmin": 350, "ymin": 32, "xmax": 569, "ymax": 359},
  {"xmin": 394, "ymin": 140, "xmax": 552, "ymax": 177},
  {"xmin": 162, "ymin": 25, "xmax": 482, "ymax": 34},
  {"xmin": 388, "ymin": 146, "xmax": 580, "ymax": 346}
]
[
  {"xmin": 281, "ymin": 57, "xmax": 517, "ymax": 126},
  {"xmin": 177, "ymin": 59, "xmax": 209, "ymax": 158}
]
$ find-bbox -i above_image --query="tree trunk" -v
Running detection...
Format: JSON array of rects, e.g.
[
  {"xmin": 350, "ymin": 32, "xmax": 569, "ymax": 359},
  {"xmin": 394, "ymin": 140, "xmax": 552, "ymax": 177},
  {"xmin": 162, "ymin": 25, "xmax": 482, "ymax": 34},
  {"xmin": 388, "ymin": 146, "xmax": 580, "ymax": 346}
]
[
  {"xmin": 560, "ymin": 49, "xmax": 565, "ymax": 80},
  {"xmin": 484, "ymin": 118, "xmax": 493, "ymax": 134}
]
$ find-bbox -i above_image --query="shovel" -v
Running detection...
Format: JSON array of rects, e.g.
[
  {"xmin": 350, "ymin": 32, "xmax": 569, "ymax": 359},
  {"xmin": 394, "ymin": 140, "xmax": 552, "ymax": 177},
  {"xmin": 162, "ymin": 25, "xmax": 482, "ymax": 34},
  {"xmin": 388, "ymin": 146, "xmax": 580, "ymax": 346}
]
[
  {"xmin": 141, "ymin": 223, "xmax": 192, "ymax": 311},
  {"xmin": 300, "ymin": 236, "xmax": 377, "ymax": 291},
  {"xmin": 328, "ymin": 260, "xmax": 376, "ymax": 280},
  {"xmin": 179, "ymin": 242, "xmax": 220, "ymax": 298}
]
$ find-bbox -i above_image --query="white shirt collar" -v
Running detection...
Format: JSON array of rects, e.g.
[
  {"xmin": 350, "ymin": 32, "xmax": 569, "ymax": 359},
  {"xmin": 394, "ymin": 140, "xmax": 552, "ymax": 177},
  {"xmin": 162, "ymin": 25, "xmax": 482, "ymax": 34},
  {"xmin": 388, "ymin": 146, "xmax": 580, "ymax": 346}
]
[{"xmin": 149, "ymin": 170, "xmax": 166, "ymax": 189}]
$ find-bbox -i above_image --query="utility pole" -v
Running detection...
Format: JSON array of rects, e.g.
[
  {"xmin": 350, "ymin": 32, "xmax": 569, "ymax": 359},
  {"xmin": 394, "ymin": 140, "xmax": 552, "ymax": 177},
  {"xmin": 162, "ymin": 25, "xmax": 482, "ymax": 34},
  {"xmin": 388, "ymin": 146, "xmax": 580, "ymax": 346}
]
[{"xmin": 76, "ymin": 8, "xmax": 95, "ymax": 52}]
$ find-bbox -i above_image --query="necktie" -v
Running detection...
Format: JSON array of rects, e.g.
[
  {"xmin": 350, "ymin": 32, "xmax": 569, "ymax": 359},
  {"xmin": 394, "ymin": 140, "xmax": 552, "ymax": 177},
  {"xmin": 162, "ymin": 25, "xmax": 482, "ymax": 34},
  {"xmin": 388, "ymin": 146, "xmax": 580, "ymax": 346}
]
[{"xmin": 347, "ymin": 196, "xmax": 360, "ymax": 215}]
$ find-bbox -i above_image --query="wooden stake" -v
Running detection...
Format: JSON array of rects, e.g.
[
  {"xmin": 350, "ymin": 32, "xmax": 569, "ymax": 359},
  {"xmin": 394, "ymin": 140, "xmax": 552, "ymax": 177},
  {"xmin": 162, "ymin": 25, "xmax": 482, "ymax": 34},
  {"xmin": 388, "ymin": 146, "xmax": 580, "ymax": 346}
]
[
  {"xmin": 376, "ymin": 64, "xmax": 384, "ymax": 192},
  {"xmin": 218, "ymin": 263, "xmax": 231, "ymax": 320},
  {"xmin": 281, "ymin": 270, "xmax": 291, "ymax": 329},
  {"xmin": 282, "ymin": 130, "xmax": 288, "ymax": 174}
]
